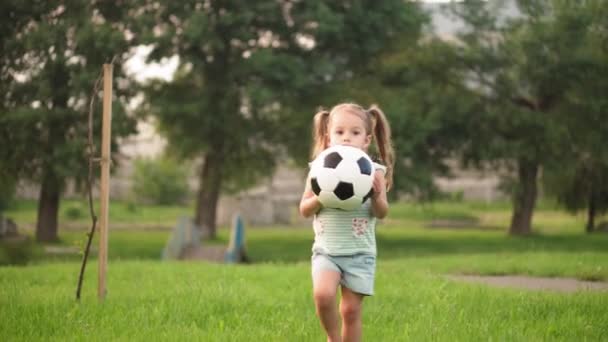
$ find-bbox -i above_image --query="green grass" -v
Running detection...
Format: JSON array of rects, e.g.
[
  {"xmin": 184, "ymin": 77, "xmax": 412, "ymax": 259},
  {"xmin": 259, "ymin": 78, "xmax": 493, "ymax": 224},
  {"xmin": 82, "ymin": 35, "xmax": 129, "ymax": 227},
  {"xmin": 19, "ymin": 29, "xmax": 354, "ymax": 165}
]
[
  {"xmin": 5, "ymin": 199, "xmax": 192, "ymax": 228},
  {"xmin": 1, "ymin": 199, "xmax": 608, "ymax": 340},
  {"xmin": 1, "ymin": 258, "xmax": 607, "ymax": 340}
]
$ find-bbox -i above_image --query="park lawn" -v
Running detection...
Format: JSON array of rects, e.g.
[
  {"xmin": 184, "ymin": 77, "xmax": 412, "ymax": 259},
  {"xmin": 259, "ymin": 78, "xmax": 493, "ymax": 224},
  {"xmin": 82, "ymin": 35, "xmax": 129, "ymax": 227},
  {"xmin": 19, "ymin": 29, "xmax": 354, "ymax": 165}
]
[
  {"xmin": 2, "ymin": 200, "xmax": 608, "ymax": 340},
  {"xmin": 1, "ymin": 255, "xmax": 607, "ymax": 341}
]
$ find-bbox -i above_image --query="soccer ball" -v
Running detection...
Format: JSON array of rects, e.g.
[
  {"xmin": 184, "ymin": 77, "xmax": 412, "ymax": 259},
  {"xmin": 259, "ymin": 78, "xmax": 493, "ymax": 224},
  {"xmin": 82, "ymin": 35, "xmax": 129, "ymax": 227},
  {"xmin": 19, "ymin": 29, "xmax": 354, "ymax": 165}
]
[{"xmin": 309, "ymin": 145, "xmax": 375, "ymax": 211}]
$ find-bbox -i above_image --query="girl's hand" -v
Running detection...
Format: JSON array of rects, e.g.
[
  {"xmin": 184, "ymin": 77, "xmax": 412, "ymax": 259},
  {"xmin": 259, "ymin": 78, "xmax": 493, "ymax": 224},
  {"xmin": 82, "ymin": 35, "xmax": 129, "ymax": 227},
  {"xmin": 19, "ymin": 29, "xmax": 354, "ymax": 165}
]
[
  {"xmin": 371, "ymin": 170, "xmax": 387, "ymax": 198},
  {"xmin": 299, "ymin": 177, "xmax": 323, "ymax": 218},
  {"xmin": 370, "ymin": 170, "xmax": 388, "ymax": 218}
]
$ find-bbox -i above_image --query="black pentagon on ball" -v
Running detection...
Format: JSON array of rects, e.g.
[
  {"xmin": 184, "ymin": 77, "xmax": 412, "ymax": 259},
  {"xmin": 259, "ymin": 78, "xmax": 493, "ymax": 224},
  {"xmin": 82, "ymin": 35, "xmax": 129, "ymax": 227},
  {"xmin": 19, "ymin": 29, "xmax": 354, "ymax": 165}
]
[
  {"xmin": 323, "ymin": 152, "xmax": 342, "ymax": 169},
  {"xmin": 334, "ymin": 181, "xmax": 354, "ymax": 200},
  {"xmin": 357, "ymin": 157, "xmax": 372, "ymax": 175},
  {"xmin": 310, "ymin": 177, "xmax": 321, "ymax": 196}
]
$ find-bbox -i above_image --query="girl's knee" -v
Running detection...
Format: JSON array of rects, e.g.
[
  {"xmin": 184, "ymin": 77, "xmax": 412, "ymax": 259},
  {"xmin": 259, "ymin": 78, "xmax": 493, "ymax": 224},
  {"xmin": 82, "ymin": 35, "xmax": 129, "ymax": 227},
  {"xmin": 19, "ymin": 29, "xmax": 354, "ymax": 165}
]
[
  {"xmin": 340, "ymin": 300, "xmax": 362, "ymax": 323},
  {"xmin": 313, "ymin": 290, "xmax": 336, "ymax": 310}
]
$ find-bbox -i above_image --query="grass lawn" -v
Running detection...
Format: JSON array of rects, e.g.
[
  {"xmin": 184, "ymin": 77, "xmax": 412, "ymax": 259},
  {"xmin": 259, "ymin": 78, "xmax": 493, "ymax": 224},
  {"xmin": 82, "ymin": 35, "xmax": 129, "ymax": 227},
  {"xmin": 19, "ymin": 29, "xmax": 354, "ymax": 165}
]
[{"xmin": 1, "ymin": 200, "xmax": 608, "ymax": 340}]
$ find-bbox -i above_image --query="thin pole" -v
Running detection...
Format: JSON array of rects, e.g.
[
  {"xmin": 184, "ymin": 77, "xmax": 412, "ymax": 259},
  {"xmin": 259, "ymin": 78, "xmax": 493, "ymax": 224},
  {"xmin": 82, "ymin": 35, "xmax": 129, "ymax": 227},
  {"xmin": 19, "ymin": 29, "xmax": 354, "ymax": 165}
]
[{"xmin": 98, "ymin": 64, "xmax": 113, "ymax": 301}]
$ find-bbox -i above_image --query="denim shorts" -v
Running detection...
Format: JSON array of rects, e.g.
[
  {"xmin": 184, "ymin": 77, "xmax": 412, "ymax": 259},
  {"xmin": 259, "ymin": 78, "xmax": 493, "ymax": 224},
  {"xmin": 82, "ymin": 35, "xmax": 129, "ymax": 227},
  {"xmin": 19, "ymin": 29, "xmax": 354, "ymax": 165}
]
[{"xmin": 311, "ymin": 252, "xmax": 376, "ymax": 296}]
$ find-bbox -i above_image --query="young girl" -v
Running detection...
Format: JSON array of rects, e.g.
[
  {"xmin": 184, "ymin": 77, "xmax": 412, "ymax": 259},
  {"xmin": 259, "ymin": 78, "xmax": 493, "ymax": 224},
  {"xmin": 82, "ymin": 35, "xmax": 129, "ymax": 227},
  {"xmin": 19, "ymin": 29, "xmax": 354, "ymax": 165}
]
[{"xmin": 299, "ymin": 103, "xmax": 394, "ymax": 342}]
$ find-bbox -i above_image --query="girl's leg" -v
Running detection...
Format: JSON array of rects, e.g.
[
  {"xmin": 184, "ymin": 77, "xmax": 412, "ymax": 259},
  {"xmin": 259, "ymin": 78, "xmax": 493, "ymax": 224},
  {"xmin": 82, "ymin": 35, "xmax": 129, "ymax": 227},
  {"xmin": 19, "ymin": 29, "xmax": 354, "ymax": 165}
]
[
  {"xmin": 313, "ymin": 270, "xmax": 342, "ymax": 342},
  {"xmin": 340, "ymin": 286, "xmax": 364, "ymax": 342}
]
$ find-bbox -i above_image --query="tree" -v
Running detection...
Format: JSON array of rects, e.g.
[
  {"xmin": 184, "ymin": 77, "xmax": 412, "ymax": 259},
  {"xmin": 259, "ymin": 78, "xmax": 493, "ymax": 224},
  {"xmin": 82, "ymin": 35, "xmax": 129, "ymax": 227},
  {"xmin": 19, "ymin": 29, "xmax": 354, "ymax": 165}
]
[
  {"xmin": 0, "ymin": 1, "xmax": 136, "ymax": 241},
  {"xmin": 131, "ymin": 0, "xmax": 421, "ymax": 238},
  {"xmin": 543, "ymin": 2, "xmax": 608, "ymax": 232},
  {"xmin": 0, "ymin": 3, "xmax": 49, "ymax": 205},
  {"xmin": 545, "ymin": 161, "xmax": 608, "ymax": 233},
  {"xmin": 435, "ymin": 0, "xmax": 608, "ymax": 234}
]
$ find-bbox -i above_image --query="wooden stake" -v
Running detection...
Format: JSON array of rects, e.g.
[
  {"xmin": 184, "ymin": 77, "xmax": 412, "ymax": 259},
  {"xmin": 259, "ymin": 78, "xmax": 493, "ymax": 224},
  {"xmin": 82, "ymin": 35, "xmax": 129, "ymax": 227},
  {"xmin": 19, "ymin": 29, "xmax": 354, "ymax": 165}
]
[{"xmin": 98, "ymin": 64, "xmax": 113, "ymax": 301}]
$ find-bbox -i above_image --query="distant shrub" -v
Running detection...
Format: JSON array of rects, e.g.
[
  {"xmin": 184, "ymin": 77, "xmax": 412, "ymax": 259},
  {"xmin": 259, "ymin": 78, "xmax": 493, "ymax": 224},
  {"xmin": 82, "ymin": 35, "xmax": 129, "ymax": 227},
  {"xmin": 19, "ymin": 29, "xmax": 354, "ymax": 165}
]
[
  {"xmin": 0, "ymin": 238, "xmax": 36, "ymax": 266},
  {"xmin": 433, "ymin": 190, "xmax": 464, "ymax": 203},
  {"xmin": 63, "ymin": 203, "xmax": 85, "ymax": 220},
  {"xmin": 125, "ymin": 201, "xmax": 138, "ymax": 213},
  {"xmin": 131, "ymin": 157, "xmax": 190, "ymax": 205}
]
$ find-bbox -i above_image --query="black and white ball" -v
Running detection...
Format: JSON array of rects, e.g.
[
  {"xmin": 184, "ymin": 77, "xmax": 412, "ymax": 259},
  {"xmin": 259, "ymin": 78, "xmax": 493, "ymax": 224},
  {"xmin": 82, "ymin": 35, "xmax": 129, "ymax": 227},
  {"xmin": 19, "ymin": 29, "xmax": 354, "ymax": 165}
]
[{"xmin": 309, "ymin": 145, "xmax": 375, "ymax": 211}]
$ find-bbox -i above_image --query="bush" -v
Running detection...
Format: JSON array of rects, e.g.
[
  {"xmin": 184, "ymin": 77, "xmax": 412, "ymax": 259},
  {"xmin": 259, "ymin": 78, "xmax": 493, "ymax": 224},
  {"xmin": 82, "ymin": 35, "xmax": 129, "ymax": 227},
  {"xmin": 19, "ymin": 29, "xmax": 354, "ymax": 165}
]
[
  {"xmin": 125, "ymin": 201, "xmax": 138, "ymax": 213},
  {"xmin": 131, "ymin": 157, "xmax": 190, "ymax": 205},
  {"xmin": 0, "ymin": 238, "xmax": 36, "ymax": 266},
  {"xmin": 437, "ymin": 190, "xmax": 464, "ymax": 203},
  {"xmin": 63, "ymin": 203, "xmax": 85, "ymax": 220}
]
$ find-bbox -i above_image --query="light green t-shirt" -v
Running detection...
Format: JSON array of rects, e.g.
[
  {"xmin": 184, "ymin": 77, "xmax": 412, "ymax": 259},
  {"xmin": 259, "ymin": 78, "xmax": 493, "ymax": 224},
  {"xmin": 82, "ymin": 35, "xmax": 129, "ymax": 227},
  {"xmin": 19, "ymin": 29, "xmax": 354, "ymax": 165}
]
[
  {"xmin": 312, "ymin": 200, "xmax": 377, "ymax": 256},
  {"xmin": 311, "ymin": 162, "xmax": 385, "ymax": 256}
]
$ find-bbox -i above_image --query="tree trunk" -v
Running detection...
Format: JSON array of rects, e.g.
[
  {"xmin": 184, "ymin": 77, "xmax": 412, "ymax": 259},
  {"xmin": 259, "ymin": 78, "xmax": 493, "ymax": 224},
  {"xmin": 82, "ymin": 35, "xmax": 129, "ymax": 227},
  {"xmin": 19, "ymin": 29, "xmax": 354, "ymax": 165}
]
[
  {"xmin": 36, "ymin": 169, "xmax": 61, "ymax": 242},
  {"xmin": 586, "ymin": 191, "xmax": 596, "ymax": 233},
  {"xmin": 194, "ymin": 149, "xmax": 224, "ymax": 239},
  {"xmin": 509, "ymin": 159, "xmax": 539, "ymax": 235},
  {"xmin": 35, "ymin": 62, "xmax": 68, "ymax": 243}
]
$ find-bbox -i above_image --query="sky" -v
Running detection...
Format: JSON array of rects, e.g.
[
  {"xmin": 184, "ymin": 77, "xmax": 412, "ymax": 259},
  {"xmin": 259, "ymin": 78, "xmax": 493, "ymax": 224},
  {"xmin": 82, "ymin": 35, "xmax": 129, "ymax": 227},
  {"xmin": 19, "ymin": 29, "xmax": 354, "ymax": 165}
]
[{"xmin": 124, "ymin": 45, "xmax": 179, "ymax": 83}]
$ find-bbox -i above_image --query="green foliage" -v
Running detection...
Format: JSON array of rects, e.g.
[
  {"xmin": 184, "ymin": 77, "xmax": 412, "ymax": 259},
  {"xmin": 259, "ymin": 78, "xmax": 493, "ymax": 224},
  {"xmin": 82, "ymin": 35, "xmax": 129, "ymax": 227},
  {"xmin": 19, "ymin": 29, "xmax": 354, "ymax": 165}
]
[
  {"xmin": 440, "ymin": 2, "xmax": 561, "ymax": 162},
  {"xmin": 129, "ymin": 0, "xmax": 426, "ymax": 233},
  {"xmin": 0, "ymin": 1, "xmax": 137, "ymax": 239},
  {"xmin": 544, "ymin": 160, "xmax": 608, "ymax": 227},
  {"xmin": 62, "ymin": 203, "xmax": 85, "ymax": 221},
  {"xmin": 125, "ymin": 201, "xmax": 139, "ymax": 213},
  {"xmin": 1, "ymin": 1, "xmax": 137, "ymax": 182},
  {"xmin": 389, "ymin": 0, "xmax": 608, "ymax": 232},
  {"xmin": 538, "ymin": 2, "xmax": 608, "ymax": 230},
  {"xmin": 0, "ymin": 238, "xmax": 38, "ymax": 266},
  {"xmin": 300, "ymin": 8, "xmax": 485, "ymax": 199},
  {"xmin": 0, "ymin": 172, "xmax": 16, "ymax": 213},
  {"xmin": 131, "ymin": 157, "xmax": 190, "ymax": 205}
]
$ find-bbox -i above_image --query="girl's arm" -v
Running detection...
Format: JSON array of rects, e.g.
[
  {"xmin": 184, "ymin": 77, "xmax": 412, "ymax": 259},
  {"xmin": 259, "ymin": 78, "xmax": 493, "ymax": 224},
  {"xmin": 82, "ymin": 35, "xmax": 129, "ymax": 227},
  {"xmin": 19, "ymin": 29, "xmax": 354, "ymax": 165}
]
[
  {"xmin": 299, "ymin": 178, "xmax": 322, "ymax": 218},
  {"xmin": 370, "ymin": 170, "xmax": 389, "ymax": 219}
]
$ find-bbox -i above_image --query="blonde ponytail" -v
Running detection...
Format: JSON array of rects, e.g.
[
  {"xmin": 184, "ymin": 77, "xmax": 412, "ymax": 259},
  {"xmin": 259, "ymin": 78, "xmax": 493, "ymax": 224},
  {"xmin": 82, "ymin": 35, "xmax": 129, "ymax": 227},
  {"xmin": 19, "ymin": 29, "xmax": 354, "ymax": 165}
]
[
  {"xmin": 368, "ymin": 105, "xmax": 395, "ymax": 190},
  {"xmin": 311, "ymin": 109, "xmax": 330, "ymax": 159}
]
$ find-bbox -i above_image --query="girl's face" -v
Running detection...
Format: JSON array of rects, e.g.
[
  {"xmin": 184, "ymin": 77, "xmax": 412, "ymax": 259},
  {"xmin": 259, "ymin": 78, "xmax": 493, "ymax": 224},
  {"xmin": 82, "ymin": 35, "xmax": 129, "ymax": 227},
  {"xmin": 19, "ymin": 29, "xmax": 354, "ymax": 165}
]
[{"xmin": 327, "ymin": 110, "xmax": 371, "ymax": 151}]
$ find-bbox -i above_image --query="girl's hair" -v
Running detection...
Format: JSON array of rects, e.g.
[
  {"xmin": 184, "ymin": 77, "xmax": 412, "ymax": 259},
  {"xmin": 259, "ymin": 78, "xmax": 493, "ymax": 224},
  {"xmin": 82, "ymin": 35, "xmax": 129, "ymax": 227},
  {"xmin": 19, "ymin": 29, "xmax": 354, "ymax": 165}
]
[{"xmin": 311, "ymin": 103, "xmax": 395, "ymax": 190}]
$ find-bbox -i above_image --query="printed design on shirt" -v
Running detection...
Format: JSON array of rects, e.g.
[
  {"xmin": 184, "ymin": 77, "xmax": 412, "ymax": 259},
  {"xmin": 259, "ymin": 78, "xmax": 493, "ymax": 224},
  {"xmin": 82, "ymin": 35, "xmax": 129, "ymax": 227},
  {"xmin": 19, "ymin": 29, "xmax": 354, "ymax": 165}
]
[
  {"xmin": 313, "ymin": 217, "xmax": 325, "ymax": 236},
  {"xmin": 352, "ymin": 218, "xmax": 368, "ymax": 237}
]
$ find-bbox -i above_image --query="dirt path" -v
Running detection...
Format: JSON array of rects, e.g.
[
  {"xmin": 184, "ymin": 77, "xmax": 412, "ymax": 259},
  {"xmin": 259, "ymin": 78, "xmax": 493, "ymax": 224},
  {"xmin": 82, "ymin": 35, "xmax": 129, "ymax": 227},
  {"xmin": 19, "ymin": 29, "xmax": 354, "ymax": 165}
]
[{"xmin": 447, "ymin": 275, "xmax": 608, "ymax": 293}]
